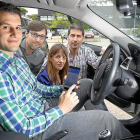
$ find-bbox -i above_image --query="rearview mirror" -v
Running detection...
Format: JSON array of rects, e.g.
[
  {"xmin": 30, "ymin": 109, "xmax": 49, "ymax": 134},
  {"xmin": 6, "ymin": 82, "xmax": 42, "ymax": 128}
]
[{"xmin": 116, "ymin": 0, "xmax": 133, "ymax": 16}]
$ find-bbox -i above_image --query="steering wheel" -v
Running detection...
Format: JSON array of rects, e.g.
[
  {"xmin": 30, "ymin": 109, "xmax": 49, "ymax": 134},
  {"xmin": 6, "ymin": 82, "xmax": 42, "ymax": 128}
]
[{"xmin": 91, "ymin": 43, "xmax": 121, "ymax": 105}]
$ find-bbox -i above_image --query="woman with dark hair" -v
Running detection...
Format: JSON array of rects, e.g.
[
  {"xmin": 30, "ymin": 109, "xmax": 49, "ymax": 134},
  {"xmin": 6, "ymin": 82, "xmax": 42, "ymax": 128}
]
[{"xmin": 37, "ymin": 43, "xmax": 69, "ymax": 85}]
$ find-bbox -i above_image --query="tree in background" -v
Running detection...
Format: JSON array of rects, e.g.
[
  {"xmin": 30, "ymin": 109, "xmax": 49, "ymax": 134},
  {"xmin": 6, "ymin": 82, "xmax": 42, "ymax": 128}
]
[
  {"xmin": 44, "ymin": 13, "xmax": 90, "ymax": 30},
  {"xmin": 19, "ymin": 7, "xmax": 38, "ymax": 20},
  {"xmin": 28, "ymin": 14, "xmax": 39, "ymax": 20},
  {"xmin": 44, "ymin": 13, "xmax": 71, "ymax": 29},
  {"xmin": 19, "ymin": 8, "xmax": 90, "ymax": 31},
  {"xmin": 19, "ymin": 7, "xmax": 28, "ymax": 16}
]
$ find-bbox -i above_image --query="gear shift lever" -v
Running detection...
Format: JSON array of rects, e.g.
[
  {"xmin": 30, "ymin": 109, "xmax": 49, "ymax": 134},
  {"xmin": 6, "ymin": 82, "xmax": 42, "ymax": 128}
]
[{"xmin": 99, "ymin": 129, "xmax": 111, "ymax": 140}]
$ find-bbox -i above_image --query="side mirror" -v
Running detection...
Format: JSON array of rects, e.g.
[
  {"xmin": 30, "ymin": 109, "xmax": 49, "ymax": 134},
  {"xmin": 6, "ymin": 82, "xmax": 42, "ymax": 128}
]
[{"xmin": 116, "ymin": 0, "xmax": 133, "ymax": 16}]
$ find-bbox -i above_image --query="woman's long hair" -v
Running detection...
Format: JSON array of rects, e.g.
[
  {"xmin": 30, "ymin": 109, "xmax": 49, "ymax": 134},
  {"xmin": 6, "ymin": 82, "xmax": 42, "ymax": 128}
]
[{"xmin": 45, "ymin": 44, "xmax": 69, "ymax": 85}]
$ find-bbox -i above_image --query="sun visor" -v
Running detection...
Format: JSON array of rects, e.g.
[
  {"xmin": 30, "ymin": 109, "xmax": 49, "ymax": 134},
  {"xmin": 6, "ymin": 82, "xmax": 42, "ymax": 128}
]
[{"xmin": 53, "ymin": 0, "xmax": 80, "ymax": 8}]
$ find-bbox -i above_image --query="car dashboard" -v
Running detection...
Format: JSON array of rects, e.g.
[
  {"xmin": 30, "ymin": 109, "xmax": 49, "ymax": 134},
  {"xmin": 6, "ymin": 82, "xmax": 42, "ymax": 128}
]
[
  {"xmin": 128, "ymin": 43, "xmax": 140, "ymax": 76},
  {"xmin": 110, "ymin": 43, "xmax": 140, "ymax": 105}
]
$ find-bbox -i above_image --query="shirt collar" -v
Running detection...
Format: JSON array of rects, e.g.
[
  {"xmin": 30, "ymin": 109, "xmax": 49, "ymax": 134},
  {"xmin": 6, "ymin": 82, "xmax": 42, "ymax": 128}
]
[
  {"xmin": 0, "ymin": 51, "xmax": 19, "ymax": 64},
  {"xmin": 67, "ymin": 44, "xmax": 84, "ymax": 56}
]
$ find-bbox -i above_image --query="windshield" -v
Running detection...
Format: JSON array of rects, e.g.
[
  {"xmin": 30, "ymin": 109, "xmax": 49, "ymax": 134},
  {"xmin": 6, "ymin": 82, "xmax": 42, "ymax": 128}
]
[{"xmin": 88, "ymin": 0, "xmax": 140, "ymax": 44}]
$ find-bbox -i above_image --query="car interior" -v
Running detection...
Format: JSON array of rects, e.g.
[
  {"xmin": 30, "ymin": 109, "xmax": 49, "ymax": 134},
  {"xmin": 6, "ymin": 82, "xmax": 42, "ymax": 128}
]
[{"xmin": 1, "ymin": 0, "xmax": 140, "ymax": 140}]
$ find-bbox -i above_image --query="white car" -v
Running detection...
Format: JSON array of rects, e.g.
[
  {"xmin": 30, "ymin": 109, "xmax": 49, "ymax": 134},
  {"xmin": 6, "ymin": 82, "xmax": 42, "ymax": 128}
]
[
  {"xmin": 60, "ymin": 29, "xmax": 68, "ymax": 39},
  {"xmin": 46, "ymin": 30, "xmax": 52, "ymax": 39}
]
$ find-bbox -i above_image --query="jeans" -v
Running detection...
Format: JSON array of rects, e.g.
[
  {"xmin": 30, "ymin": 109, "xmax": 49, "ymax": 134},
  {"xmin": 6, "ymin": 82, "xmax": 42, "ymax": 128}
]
[{"xmin": 31, "ymin": 110, "xmax": 132, "ymax": 140}]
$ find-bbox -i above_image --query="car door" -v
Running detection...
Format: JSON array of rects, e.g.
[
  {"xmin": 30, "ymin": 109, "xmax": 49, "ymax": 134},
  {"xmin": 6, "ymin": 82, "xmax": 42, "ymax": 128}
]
[{"xmin": 21, "ymin": 2, "xmax": 140, "ymax": 120}]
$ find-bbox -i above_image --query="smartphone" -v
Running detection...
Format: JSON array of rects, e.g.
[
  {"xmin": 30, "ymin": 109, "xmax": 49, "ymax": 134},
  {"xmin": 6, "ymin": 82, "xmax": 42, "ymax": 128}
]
[{"xmin": 64, "ymin": 66, "xmax": 80, "ymax": 90}]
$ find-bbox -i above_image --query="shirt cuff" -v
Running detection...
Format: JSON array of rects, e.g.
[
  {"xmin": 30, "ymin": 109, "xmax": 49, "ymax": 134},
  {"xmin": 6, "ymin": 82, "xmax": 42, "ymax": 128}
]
[{"xmin": 47, "ymin": 106, "xmax": 63, "ymax": 119}]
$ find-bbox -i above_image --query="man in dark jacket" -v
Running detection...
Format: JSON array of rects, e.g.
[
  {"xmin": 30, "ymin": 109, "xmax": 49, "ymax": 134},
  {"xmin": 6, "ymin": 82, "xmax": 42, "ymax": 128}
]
[{"xmin": 17, "ymin": 20, "xmax": 47, "ymax": 76}]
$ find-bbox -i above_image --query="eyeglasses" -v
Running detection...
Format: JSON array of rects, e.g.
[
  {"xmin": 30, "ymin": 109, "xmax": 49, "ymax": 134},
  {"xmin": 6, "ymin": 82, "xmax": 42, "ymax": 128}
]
[{"xmin": 29, "ymin": 31, "xmax": 46, "ymax": 40}]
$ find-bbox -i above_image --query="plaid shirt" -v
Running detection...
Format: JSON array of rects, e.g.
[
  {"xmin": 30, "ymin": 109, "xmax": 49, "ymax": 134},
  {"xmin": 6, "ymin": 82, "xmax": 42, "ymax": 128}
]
[
  {"xmin": 0, "ymin": 52, "xmax": 63, "ymax": 138},
  {"xmin": 66, "ymin": 44, "xmax": 101, "ymax": 78},
  {"xmin": 42, "ymin": 44, "xmax": 101, "ymax": 78}
]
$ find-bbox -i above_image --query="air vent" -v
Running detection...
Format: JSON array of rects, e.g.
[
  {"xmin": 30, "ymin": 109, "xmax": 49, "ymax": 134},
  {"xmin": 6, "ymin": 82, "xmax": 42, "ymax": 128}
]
[
  {"xmin": 134, "ymin": 49, "xmax": 140, "ymax": 57},
  {"xmin": 120, "ymin": 57, "xmax": 132, "ymax": 70}
]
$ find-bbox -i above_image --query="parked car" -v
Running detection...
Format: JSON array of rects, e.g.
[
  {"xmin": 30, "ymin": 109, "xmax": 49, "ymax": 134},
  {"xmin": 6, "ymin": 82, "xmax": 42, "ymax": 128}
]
[
  {"xmin": 46, "ymin": 30, "xmax": 52, "ymax": 39},
  {"xmin": 92, "ymin": 29, "xmax": 99, "ymax": 35},
  {"xmin": 60, "ymin": 30, "xmax": 68, "ymax": 39},
  {"xmin": 51, "ymin": 30, "xmax": 55, "ymax": 36},
  {"xmin": 99, "ymin": 33, "xmax": 107, "ymax": 39},
  {"xmin": 2, "ymin": 0, "xmax": 140, "ymax": 140},
  {"xmin": 136, "ymin": 34, "xmax": 140, "ymax": 38},
  {"xmin": 84, "ymin": 30, "xmax": 94, "ymax": 38},
  {"xmin": 61, "ymin": 34, "xmax": 67, "ymax": 39}
]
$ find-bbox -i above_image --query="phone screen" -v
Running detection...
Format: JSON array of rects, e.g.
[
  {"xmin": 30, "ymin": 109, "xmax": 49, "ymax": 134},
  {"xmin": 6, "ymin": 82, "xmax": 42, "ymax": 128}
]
[{"xmin": 64, "ymin": 66, "xmax": 80, "ymax": 90}]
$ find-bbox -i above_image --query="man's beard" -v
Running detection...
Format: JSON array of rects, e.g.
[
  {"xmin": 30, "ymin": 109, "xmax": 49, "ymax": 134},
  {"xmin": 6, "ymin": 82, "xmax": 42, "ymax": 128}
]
[
  {"xmin": 29, "ymin": 42, "xmax": 41, "ymax": 50},
  {"xmin": 71, "ymin": 42, "xmax": 80, "ymax": 49}
]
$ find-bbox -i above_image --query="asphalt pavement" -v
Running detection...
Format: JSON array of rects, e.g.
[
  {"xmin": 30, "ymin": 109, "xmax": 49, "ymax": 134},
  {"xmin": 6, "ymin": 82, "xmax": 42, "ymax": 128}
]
[
  {"xmin": 47, "ymin": 36, "xmax": 68, "ymax": 49},
  {"xmin": 105, "ymin": 99, "xmax": 133, "ymax": 120}
]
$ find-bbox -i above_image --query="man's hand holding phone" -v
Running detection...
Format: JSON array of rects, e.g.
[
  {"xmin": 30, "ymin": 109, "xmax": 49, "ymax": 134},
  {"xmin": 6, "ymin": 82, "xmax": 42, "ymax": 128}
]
[{"xmin": 58, "ymin": 85, "xmax": 79, "ymax": 115}]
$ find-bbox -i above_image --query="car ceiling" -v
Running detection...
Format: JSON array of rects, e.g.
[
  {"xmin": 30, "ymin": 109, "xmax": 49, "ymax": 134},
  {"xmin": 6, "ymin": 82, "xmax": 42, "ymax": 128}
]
[{"xmin": 2, "ymin": 0, "xmax": 138, "ymax": 54}]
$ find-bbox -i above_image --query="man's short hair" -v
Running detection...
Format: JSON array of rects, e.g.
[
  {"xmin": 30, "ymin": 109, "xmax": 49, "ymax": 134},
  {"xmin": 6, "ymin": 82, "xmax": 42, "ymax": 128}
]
[
  {"xmin": 26, "ymin": 20, "xmax": 47, "ymax": 35},
  {"xmin": 68, "ymin": 23, "xmax": 84, "ymax": 37},
  {"xmin": 0, "ymin": 1, "xmax": 21, "ymax": 19}
]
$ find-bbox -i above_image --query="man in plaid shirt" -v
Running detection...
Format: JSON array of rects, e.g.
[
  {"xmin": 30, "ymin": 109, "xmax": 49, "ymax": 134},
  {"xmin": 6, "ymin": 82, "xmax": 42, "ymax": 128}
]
[
  {"xmin": 66, "ymin": 23, "xmax": 107, "ymax": 111},
  {"xmin": 66, "ymin": 24, "xmax": 102, "ymax": 79},
  {"xmin": 0, "ymin": 1, "xmax": 132, "ymax": 140}
]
